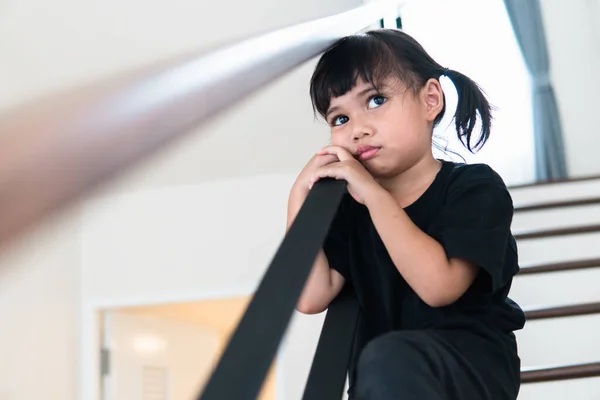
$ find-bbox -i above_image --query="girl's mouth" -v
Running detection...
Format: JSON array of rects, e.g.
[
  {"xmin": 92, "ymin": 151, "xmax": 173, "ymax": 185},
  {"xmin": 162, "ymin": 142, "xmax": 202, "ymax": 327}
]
[{"xmin": 357, "ymin": 146, "xmax": 380, "ymax": 160}]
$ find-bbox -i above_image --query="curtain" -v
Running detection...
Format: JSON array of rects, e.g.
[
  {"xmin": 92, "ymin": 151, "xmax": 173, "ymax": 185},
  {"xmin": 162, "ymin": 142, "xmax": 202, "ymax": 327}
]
[{"xmin": 504, "ymin": 0, "xmax": 568, "ymax": 181}]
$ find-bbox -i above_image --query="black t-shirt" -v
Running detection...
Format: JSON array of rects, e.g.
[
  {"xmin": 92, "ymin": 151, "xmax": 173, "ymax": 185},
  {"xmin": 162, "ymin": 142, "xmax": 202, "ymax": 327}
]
[{"xmin": 323, "ymin": 160, "xmax": 526, "ymax": 360}]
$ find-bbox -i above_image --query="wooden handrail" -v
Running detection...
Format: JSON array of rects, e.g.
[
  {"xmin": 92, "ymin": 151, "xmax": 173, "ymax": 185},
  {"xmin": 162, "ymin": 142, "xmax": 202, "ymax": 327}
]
[
  {"xmin": 518, "ymin": 258, "xmax": 600, "ymax": 275},
  {"xmin": 514, "ymin": 224, "xmax": 600, "ymax": 240},
  {"xmin": 514, "ymin": 196, "xmax": 600, "ymax": 212},
  {"xmin": 524, "ymin": 301, "xmax": 600, "ymax": 320},
  {"xmin": 0, "ymin": 0, "xmax": 404, "ymax": 247},
  {"xmin": 521, "ymin": 362, "xmax": 600, "ymax": 383}
]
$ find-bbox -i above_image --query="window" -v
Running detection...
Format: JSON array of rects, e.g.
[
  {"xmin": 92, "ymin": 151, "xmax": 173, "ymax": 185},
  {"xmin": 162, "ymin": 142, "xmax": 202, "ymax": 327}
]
[{"xmin": 400, "ymin": 0, "xmax": 534, "ymax": 185}]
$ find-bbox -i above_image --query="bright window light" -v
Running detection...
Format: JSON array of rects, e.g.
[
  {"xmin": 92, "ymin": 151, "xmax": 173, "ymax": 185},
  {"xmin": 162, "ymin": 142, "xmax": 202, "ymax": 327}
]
[{"xmin": 401, "ymin": 0, "xmax": 535, "ymax": 185}]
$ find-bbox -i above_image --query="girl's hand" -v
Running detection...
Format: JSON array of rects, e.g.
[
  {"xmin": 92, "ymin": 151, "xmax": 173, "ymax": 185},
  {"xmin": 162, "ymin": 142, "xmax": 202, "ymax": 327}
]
[
  {"xmin": 310, "ymin": 146, "xmax": 382, "ymax": 205},
  {"xmin": 290, "ymin": 152, "xmax": 340, "ymax": 199}
]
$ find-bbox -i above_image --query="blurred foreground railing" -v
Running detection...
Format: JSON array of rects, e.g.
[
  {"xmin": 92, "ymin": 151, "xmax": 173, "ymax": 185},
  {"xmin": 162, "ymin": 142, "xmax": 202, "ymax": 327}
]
[{"xmin": 0, "ymin": 0, "xmax": 403, "ymax": 247}]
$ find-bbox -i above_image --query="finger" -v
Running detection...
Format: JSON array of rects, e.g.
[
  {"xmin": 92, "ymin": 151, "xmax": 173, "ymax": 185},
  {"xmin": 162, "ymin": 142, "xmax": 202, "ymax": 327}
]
[
  {"xmin": 317, "ymin": 145, "xmax": 347, "ymax": 157},
  {"xmin": 313, "ymin": 164, "xmax": 347, "ymax": 181},
  {"xmin": 308, "ymin": 172, "xmax": 330, "ymax": 189},
  {"xmin": 315, "ymin": 153, "xmax": 339, "ymax": 161},
  {"xmin": 317, "ymin": 145, "xmax": 354, "ymax": 162},
  {"xmin": 308, "ymin": 168, "xmax": 327, "ymax": 189},
  {"xmin": 314, "ymin": 153, "xmax": 339, "ymax": 166}
]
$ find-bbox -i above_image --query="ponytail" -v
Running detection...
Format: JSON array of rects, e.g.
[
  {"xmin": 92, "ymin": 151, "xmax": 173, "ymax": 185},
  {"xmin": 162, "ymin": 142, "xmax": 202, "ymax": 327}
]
[{"xmin": 442, "ymin": 68, "xmax": 492, "ymax": 153}]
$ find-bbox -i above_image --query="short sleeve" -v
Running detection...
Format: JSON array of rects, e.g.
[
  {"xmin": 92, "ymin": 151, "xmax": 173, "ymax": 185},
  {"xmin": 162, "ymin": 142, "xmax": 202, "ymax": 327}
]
[
  {"xmin": 428, "ymin": 165, "xmax": 517, "ymax": 292},
  {"xmin": 322, "ymin": 195, "xmax": 351, "ymax": 281}
]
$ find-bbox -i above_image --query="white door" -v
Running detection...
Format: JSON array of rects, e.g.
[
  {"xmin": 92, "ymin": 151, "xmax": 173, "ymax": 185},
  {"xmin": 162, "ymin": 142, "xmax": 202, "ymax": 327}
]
[{"xmin": 101, "ymin": 310, "xmax": 221, "ymax": 400}]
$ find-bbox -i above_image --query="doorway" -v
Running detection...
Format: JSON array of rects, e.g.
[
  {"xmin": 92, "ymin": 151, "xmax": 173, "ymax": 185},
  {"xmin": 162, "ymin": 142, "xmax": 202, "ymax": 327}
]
[{"xmin": 99, "ymin": 296, "xmax": 277, "ymax": 400}]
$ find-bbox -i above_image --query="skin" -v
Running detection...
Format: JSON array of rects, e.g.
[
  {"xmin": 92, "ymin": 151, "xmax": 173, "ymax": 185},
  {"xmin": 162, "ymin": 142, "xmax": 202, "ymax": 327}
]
[{"xmin": 288, "ymin": 76, "xmax": 478, "ymax": 314}]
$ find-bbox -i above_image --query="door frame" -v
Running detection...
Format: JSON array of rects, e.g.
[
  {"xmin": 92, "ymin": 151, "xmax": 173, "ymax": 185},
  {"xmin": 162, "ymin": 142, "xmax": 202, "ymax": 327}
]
[{"xmin": 80, "ymin": 282, "xmax": 287, "ymax": 400}]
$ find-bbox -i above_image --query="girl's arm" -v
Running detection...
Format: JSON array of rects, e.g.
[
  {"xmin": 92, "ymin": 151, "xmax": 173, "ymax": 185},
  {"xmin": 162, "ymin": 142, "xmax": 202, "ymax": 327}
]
[
  {"xmin": 365, "ymin": 187, "xmax": 478, "ymax": 307},
  {"xmin": 310, "ymin": 145, "xmax": 478, "ymax": 307},
  {"xmin": 287, "ymin": 189, "xmax": 345, "ymax": 315}
]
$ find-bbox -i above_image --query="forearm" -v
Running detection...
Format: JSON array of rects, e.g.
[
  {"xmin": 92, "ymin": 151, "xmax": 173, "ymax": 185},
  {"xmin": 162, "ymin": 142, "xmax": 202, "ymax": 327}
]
[
  {"xmin": 286, "ymin": 187, "xmax": 308, "ymax": 230},
  {"xmin": 365, "ymin": 188, "xmax": 471, "ymax": 307},
  {"xmin": 296, "ymin": 250, "xmax": 341, "ymax": 314}
]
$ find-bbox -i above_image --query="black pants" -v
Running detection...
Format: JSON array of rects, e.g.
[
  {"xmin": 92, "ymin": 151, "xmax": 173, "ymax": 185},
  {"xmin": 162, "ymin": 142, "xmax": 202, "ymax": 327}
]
[{"xmin": 349, "ymin": 329, "xmax": 521, "ymax": 400}]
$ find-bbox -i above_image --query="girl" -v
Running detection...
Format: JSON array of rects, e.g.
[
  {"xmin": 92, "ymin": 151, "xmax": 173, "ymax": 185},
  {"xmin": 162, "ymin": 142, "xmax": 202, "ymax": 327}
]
[{"xmin": 287, "ymin": 29, "xmax": 525, "ymax": 400}]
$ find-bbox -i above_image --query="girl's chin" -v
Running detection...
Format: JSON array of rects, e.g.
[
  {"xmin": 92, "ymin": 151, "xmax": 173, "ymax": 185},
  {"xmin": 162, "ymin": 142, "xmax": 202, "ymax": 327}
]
[{"xmin": 366, "ymin": 165, "xmax": 395, "ymax": 179}]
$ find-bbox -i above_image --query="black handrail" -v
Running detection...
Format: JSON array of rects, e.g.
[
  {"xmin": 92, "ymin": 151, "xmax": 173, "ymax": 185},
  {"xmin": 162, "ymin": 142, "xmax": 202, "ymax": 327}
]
[
  {"xmin": 198, "ymin": 179, "xmax": 347, "ymax": 400},
  {"xmin": 302, "ymin": 286, "xmax": 359, "ymax": 399}
]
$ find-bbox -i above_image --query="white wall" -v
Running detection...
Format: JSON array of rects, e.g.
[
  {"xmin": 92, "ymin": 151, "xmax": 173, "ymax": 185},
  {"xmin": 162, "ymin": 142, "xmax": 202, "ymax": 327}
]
[
  {"xmin": 0, "ymin": 212, "xmax": 80, "ymax": 400},
  {"xmin": 80, "ymin": 174, "xmax": 294, "ymax": 303},
  {"xmin": 80, "ymin": 173, "xmax": 326, "ymax": 400},
  {"xmin": 540, "ymin": 0, "xmax": 600, "ymax": 178}
]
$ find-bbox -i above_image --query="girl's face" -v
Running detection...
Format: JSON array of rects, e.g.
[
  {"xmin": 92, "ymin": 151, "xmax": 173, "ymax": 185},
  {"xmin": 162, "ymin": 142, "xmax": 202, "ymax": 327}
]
[{"xmin": 325, "ymin": 76, "xmax": 444, "ymax": 179}]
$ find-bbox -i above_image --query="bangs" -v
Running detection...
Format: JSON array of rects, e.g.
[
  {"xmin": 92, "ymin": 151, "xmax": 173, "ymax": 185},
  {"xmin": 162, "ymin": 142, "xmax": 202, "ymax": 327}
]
[{"xmin": 309, "ymin": 33, "xmax": 416, "ymax": 118}]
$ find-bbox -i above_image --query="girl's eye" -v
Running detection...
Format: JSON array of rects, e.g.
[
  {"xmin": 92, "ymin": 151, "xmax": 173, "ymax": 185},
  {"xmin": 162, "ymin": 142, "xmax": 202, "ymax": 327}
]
[
  {"xmin": 332, "ymin": 115, "xmax": 349, "ymax": 126},
  {"xmin": 368, "ymin": 95, "xmax": 387, "ymax": 109}
]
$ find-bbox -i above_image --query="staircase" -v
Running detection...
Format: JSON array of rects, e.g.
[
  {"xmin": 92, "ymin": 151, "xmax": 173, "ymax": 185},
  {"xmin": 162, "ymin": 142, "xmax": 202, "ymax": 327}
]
[{"xmin": 509, "ymin": 177, "xmax": 600, "ymax": 399}]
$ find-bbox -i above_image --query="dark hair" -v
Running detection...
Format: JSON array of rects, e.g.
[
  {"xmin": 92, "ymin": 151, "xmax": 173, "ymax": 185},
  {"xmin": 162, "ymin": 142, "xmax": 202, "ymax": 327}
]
[{"xmin": 309, "ymin": 29, "xmax": 492, "ymax": 153}]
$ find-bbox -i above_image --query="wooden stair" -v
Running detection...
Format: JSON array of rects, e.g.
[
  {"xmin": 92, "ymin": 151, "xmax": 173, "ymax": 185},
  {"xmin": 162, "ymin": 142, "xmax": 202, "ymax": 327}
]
[
  {"xmin": 519, "ymin": 258, "xmax": 600, "ymax": 275},
  {"xmin": 521, "ymin": 362, "xmax": 600, "ymax": 383}
]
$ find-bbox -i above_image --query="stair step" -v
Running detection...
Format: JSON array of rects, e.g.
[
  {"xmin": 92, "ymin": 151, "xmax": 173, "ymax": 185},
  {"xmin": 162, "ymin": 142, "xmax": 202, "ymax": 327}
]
[
  {"xmin": 509, "ymin": 178, "xmax": 600, "ymax": 205},
  {"xmin": 517, "ymin": 314, "xmax": 600, "ymax": 367},
  {"xmin": 509, "ymin": 175, "xmax": 600, "ymax": 190},
  {"xmin": 512, "ymin": 202, "xmax": 600, "ymax": 232},
  {"xmin": 514, "ymin": 224, "xmax": 600, "ymax": 240},
  {"xmin": 511, "ymin": 267, "xmax": 600, "ymax": 310},
  {"xmin": 517, "ymin": 231, "xmax": 600, "ymax": 265},
  {"xmin": 515, "ymin": 196, "xmax": 600, "ymax": 212}
]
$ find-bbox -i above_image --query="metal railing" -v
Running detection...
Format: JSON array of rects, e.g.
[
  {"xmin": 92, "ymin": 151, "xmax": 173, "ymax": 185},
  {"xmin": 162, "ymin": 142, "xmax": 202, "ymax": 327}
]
[{"xmin": 0, "ymin": 0, "xmax": 403, "ymax": 247}]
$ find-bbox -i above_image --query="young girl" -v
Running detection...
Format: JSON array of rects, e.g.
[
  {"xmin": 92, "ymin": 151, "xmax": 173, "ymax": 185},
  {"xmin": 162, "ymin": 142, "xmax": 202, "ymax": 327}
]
[{"xmin": 287, "ymin": 29, "xmax": 525, "ymax": 399}]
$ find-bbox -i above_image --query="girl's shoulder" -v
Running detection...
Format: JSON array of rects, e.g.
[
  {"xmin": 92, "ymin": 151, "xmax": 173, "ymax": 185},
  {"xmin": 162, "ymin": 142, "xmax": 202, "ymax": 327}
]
[
  {"xmin": 443, "ymin": 161, "xmax": 509, "ymax": 193},
  {"xmin": 435, "ymin": 161, "xmax": 513, "ymax": 210}
]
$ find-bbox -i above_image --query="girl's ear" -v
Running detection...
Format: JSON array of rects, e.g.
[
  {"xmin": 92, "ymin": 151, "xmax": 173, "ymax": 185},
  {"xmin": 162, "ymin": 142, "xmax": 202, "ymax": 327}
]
[{"xmin": 422, "ymin": 78, "xmax": 444, "ymax": 122}]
